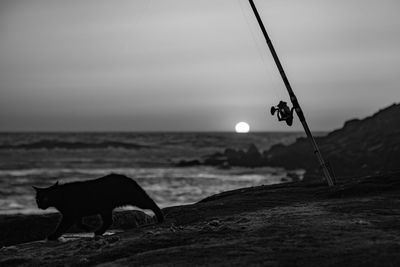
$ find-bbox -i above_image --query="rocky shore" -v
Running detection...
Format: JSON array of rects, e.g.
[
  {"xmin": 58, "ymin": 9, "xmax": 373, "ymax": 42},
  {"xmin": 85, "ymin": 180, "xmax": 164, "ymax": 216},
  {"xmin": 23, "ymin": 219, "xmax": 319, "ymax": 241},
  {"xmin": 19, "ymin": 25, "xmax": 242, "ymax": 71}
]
[{"xmin": 1, "ymin": 171, "xmax": 400, "ymax": 266}]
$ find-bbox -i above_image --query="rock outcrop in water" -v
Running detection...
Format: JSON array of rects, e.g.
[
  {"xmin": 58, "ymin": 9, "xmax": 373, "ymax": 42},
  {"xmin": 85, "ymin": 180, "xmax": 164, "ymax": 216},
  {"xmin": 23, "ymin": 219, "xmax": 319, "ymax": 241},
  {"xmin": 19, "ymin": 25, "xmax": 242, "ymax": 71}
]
[
  {"xmin": 179, "ymin": 103, "xmax": 400, "ymax": 178},
  {"xmin": 176, "ymin": 144, "xmax": 267, "ymax": 168},
  {"xmin": 202, "ymin": 144, "xmax": 266, "ymax": 168}
]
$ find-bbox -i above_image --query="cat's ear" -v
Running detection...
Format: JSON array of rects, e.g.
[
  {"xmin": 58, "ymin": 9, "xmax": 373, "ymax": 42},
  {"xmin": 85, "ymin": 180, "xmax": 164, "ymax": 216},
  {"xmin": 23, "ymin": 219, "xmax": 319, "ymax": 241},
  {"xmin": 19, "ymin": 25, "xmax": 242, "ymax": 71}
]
[{"xmin": 52, "ymin": 181, "xmax": 59, "ymax": 187}]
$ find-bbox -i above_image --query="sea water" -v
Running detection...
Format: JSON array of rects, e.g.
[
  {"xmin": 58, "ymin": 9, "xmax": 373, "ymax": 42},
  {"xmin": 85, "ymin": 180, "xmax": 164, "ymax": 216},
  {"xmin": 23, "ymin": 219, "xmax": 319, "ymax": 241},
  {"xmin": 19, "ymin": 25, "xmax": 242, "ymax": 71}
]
[{"xmin": 0, "ymin": 132, "xmax": 305, "ymax": 214}]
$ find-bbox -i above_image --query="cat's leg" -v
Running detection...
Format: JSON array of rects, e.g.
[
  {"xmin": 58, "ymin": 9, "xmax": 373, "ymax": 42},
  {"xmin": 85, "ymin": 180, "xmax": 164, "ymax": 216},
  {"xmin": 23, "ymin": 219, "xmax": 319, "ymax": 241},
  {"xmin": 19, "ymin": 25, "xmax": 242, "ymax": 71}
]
[
  {"xmin": 94, "ymin": 211, "xmax": 113, "ymax": 236},
  {"xmin": 48, "ymin": 215, "xmax": 74, "ymax": 240},
  {"xmin": 77, "ymin": 217, "xmax": 92, "ymax": 232}
]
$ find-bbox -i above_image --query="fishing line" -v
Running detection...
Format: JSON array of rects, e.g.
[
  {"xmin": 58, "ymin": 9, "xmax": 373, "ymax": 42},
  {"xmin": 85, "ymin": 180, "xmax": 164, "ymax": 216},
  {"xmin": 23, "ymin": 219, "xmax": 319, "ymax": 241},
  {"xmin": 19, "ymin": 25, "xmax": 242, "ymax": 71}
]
[{"xmin": 236, "ymin": 0, "xmax": 285, "ymax": 101}]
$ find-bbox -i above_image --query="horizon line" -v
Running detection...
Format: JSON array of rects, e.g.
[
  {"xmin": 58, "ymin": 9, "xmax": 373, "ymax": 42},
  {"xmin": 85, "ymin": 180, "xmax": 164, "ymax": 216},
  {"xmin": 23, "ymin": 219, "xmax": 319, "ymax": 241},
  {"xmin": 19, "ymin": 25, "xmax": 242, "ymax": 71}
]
[{"xmin": 0, "ymin": 130, "xmax": 325, "ymax": 134}]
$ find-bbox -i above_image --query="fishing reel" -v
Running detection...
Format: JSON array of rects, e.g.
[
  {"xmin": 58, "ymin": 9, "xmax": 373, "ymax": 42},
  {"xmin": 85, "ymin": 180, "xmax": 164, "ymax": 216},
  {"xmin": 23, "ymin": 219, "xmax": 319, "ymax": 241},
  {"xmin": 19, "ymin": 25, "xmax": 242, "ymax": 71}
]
[{"xmin": 270, "ymin": 101, "xmax": 295, "ymax": 126}]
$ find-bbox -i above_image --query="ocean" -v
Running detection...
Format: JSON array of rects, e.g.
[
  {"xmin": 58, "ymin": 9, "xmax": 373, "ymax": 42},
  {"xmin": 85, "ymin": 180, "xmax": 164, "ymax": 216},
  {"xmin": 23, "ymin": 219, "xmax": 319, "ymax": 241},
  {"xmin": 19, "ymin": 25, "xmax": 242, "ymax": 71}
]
[{"xmin": 0, "ymin": 132, "xmax": 305, "ymax": 214}]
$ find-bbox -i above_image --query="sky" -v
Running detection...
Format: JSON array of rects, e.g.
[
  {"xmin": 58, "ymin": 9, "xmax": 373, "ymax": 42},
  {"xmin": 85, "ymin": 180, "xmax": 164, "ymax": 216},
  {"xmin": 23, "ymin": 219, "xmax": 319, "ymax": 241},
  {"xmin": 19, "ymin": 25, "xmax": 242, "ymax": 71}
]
[{"xmin": 0, "ymin": 0, "xmax": 399, "ymax": 132}]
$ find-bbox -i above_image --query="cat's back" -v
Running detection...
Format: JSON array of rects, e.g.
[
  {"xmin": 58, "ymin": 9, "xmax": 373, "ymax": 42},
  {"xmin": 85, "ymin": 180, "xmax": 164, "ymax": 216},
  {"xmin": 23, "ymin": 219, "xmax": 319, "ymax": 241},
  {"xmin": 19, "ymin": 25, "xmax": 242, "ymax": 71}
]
[
  {"xmin": 60, "ymin": 173, "xmax": 137, "ymax": 194},
  {"xmin": 93, "ymin": 173, "xmax": 137, "ymax": 188}
]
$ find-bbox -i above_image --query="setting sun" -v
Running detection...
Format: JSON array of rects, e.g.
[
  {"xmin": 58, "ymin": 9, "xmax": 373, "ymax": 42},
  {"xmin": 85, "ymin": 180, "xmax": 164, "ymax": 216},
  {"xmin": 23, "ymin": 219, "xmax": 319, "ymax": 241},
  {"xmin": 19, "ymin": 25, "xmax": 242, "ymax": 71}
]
[{"xmin": 235, "ymin": 122, "xmax": 250, "ymax": 133}]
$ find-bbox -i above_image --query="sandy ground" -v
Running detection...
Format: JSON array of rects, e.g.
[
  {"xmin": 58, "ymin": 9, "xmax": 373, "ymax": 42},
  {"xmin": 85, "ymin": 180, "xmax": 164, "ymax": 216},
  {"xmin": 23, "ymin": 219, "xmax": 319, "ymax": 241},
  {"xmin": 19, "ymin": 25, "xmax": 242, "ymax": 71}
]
[{"xmin": 1, "ymin": 171, "xmax": 400, "ymax": 266}]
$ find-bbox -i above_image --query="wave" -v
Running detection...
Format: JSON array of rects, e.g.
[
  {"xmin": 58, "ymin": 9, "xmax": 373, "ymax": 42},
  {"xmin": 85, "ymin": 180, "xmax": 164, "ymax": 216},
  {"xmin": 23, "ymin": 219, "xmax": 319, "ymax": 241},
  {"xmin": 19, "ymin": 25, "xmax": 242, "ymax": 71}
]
[{"xmin": 0, "ymin": 140, "xmax": 151, "ymax": 150}]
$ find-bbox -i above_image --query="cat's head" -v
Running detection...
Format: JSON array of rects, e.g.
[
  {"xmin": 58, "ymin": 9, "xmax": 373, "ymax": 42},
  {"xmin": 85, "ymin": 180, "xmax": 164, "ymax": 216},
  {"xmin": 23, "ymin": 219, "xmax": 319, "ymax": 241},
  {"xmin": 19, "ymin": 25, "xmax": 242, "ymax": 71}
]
[{"xmin": 32, "ymin": 181, "xmax": 59, "ymax": 210}]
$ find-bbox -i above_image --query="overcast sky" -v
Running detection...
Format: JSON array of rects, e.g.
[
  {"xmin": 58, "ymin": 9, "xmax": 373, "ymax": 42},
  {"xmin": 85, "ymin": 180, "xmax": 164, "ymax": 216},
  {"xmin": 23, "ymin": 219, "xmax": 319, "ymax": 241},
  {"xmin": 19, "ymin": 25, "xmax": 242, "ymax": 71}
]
[{"xmin": 0, "ymin": 0, "xmax": 399, "ymax": 132}]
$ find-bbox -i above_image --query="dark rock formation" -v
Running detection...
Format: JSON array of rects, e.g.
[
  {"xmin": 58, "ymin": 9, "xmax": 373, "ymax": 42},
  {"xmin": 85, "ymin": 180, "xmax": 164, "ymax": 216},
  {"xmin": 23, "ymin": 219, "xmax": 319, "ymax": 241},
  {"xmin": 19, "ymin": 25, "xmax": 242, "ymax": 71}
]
[
  {"xmin": 203, "ymin": 144, "xmax": 267, "ymax": 168},
  {"xmin": 265, "ymin": 103, "xmax": 400, "ymax": 177},
  {"xmin": 175, "ymin": 159, "xmax": 201, "ymax": 167},
  {"xmin": 176, "ymin": 144, "xmax": 267, "ymax": 168}
]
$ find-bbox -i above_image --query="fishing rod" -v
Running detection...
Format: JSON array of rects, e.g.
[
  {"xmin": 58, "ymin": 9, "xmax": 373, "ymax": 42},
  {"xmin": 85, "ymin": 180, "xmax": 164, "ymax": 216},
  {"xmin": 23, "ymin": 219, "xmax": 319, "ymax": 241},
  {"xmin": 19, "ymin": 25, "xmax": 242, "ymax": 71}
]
[{"xmin": 248, "ymin": 0, "xmax": 335, "ymax": 187}]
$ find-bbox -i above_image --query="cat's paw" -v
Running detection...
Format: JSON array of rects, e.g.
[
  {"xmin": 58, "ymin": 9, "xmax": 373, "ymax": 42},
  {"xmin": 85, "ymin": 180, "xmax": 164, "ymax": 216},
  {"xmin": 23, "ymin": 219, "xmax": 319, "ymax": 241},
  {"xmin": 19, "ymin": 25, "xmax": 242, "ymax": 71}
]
[{"xmin": 94, "ymin": 234, "xmax": 104, "ymax": 241}]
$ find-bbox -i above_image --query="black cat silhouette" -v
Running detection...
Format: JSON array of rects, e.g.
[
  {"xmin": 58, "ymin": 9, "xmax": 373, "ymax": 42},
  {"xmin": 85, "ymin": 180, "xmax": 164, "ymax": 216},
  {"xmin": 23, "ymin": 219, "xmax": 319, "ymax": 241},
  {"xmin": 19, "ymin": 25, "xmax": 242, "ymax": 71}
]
[{"xmin": 33, "ymin": 173, "xmax": 164, "ymax": 240}]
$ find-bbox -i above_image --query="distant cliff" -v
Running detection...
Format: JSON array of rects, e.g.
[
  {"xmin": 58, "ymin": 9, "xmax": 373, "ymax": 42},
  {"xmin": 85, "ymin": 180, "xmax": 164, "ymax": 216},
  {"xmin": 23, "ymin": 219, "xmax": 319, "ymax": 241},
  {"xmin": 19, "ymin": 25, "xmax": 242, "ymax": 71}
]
[{"xmin": 265, "ymin": 103, "xmax": 400, "ymax": 178}]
